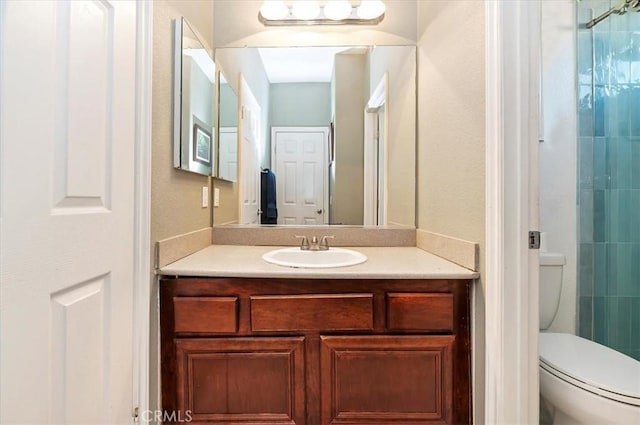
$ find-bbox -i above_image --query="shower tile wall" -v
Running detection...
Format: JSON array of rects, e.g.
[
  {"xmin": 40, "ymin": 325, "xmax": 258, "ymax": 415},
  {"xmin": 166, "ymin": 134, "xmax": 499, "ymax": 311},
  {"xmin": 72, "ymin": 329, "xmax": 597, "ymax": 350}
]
[{"xmin": 577, "ymin": 0, "xmax": 640, "ymax": 360}]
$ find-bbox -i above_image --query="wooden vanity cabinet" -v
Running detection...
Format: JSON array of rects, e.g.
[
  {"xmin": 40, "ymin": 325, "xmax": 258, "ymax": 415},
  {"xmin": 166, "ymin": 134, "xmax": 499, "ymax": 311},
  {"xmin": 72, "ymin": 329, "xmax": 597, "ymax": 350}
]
[{"xmin": 160, "ymin": 278, "xmax": 471, "ymax": 425}]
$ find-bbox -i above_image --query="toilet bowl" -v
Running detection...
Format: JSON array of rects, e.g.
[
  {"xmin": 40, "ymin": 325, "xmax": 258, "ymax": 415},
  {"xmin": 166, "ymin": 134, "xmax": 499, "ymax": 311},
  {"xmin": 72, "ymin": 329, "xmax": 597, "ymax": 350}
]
[
  {"xmin": 539, "ymin": 332, "xmax": 640, "ymax": 424},
  {"xmin": 538, "ymin": 252, "xmax": 640, "ymax": 424}
]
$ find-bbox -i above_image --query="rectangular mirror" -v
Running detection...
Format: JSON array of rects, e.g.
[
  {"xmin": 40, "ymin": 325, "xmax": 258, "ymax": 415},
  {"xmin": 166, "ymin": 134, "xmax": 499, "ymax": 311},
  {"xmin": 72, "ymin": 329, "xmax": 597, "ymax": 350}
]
[
  {"xmin": 217, "ymin": 71, "xmax": 238, "ymax": 182},
  {"xmin": 214, "ymin": 45, "xmax": 416, "ymax": 227},
  {"xmin": 173, "ymin": 18, "xmax": 216, "ymax": 177}
]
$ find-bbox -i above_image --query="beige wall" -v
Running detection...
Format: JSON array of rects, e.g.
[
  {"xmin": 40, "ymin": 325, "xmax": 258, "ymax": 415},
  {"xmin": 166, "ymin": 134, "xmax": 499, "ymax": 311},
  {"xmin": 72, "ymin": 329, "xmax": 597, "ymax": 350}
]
[
  {"xmin": 417, "ymin": 1, "xmax": 485, "ymax": 423},
  {"xmin": 212, "ymin": 179, "xmax": 239, "ymax": 225},
  {"xmin": 369, "ymin": 46, "xmax": 416, "ymax": 226},
  {"xmin": 151, "ymin": 0, "xmax": 213, "ymax": 245},
  {"xmin": 150, "ymin": 1, "xmax": 214, "ymax": 420},
  {"xmin": 331, "ymin": 52, "xmax": 367, "ymax": 225}
]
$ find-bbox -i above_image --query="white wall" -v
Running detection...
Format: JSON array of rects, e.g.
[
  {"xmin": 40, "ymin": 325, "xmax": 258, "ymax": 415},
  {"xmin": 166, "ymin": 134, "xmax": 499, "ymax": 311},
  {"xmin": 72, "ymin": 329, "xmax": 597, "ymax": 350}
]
[{"xmin": 540, "ymin": 0, "xmax": 577, "ymax": 334}]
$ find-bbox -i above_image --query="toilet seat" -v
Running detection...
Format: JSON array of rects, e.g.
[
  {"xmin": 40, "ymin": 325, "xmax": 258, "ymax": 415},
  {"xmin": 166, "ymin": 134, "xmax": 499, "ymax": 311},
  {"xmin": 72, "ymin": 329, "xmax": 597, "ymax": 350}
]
[{"xmin": 539, "ymin": 333, "xmax": 640, "ymax": 407}]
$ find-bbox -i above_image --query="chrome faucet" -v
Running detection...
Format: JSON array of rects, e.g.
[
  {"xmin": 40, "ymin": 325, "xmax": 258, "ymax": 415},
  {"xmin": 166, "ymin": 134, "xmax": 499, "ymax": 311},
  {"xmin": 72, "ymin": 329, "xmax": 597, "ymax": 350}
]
[
  {"xmin": 295, "ymin": 235, "xmax": 310, "ymax": 250},
  {"xmin": 295, "ymin": 235, "xmax": 335, "ymax": 251},
  {"xmin": 319, "ymin": 235, "xmax": 335, "ymax": 250}
]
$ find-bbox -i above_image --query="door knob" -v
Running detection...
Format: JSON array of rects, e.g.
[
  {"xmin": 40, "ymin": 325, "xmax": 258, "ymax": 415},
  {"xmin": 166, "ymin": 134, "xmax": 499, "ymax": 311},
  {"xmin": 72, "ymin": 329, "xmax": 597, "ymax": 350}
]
[{"xmin": 316, "ymin": 209, "xmax": 323, "ymax": 214}]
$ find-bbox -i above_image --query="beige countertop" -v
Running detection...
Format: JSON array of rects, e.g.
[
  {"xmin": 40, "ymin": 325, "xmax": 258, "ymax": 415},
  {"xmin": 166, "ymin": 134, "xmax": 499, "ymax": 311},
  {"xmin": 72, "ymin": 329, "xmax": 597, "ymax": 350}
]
[{"xmin": 159, "ymin": 245, "xmax": 479, "ymax": 280}]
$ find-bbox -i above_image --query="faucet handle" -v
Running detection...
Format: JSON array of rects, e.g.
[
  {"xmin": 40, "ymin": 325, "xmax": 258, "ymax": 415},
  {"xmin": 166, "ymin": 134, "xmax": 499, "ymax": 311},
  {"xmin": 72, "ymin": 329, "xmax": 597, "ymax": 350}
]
[
  {"xmin": 295, "ymin": 235, "xmax": 309, "ymax": 250},
  {"xmin": 320, "ymin": 235, "xmax": 335, "ymax": 249}
]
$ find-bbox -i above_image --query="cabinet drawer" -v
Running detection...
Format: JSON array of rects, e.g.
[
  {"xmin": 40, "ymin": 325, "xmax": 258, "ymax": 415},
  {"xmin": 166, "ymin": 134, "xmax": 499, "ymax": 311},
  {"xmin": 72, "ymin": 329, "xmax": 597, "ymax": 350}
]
[
  {"xmin": 251, "ymin": 294, "xmax": 373, "ymax": 331},
  {"xmin": 173, "ymin": 297, "xmax": 238, "ymax": 333},
  {"xmin": 387, "ymin": 293, "xmax": 453, "ymax": 331}
]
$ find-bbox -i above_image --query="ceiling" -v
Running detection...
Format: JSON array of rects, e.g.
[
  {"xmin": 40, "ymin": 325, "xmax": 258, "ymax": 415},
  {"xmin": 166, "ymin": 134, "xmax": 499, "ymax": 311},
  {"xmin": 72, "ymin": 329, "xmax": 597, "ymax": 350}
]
[
  {"xmin": 184, "ymin": 48, "xmax": 216, "ymax": 84},
  {"xmin": 257, "ymin": 46, "xmax": 353, "ymax": 83}
]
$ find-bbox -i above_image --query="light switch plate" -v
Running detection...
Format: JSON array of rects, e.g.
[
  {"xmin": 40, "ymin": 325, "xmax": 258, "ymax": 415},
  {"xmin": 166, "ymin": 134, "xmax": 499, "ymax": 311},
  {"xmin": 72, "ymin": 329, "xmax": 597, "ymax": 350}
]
[
  {"xmin": 213, "ymin": 188, "xmax": 220, "ymax": 207},
  {"xmin": 202, "ymin": 186, "xmax": 209, "ymax": 208}
]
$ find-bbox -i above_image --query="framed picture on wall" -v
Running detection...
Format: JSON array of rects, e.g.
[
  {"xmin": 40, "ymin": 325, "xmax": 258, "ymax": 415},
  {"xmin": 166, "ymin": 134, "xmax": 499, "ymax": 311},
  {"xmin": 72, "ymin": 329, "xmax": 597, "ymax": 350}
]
[{"xmin": 192, "ymin": 122, "xmax": 212, "ymax": 166}]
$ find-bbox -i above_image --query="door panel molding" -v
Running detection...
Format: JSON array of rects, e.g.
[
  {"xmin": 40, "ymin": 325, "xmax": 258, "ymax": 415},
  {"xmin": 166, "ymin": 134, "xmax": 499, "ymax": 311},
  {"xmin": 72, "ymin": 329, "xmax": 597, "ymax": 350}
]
[
  {"xmin": 0, "ymin": 1, "xmax": 149, "ymax": 423},
  {"xmin": 51, "ymin": 274, "xmax": 109, "ymax": 423},
  {"xmin": 271, "ymin": 126, "xmax": 329, "ymax": 225}
]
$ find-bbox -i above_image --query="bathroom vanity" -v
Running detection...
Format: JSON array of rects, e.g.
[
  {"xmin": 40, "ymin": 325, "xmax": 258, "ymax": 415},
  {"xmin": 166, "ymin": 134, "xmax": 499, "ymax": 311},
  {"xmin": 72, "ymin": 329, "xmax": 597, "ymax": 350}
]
[{"xmin": 159, "ymin": 246, "xmax": 477, "ymax": 424}]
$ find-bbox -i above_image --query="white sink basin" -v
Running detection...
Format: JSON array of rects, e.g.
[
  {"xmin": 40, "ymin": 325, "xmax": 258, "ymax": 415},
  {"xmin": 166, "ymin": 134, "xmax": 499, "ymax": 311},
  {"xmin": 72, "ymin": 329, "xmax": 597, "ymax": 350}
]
[{"xmin": 262, "ymin": 247, "xmax": 367, "ymax": 269}]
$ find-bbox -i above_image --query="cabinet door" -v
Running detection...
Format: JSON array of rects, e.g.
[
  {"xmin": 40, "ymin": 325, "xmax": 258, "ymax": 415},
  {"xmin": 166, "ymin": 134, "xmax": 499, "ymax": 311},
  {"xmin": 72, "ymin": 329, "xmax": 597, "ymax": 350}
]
[
  {"xmin": 175, "ymin": 337, "xmax": 305, "ymax": 424},
  {"xmin": 320, "ymin": 335, "xmax": 454, "ymax": 424}
]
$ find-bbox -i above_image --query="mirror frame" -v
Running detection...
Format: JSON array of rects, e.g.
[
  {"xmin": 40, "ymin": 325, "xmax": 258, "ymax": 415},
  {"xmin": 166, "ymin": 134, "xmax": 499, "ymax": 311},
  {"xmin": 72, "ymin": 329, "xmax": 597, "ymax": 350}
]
[{"xmin": 173, "ymin": 17, "xmax": 216, "ymax": 177}]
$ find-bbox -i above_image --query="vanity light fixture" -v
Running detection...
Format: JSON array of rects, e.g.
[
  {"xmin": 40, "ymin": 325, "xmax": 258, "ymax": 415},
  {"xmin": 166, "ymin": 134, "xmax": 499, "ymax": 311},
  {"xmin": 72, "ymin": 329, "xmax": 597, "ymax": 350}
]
[
  {"xmin": 357, "ymin": 0, "xmax": 386, "ymax": 19},
  {"xmin": 258, "ymin": 0, "xmax": 386, "ymax": 26},
  {"xmin": 291, "ymin": 0, "xmax": 321, "ymax": 20},
  {"xmin": 259, "ymin": 0, "xmax": 289, "ymax": 20},
  {"xmin": 324, "ymin": 0, "xmax": 353, "ymax": 20}
]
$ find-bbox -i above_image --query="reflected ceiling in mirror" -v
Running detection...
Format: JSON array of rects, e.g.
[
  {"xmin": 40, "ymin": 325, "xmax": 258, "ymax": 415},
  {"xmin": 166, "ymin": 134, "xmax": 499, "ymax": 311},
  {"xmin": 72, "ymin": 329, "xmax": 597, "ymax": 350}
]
[
  {"xmin": 213, "ymin": 45, "xmax": 416, "ymax": 227},
  {"xmin": 173, "ymin": 18, "xmax": 215, "ymax": 177}
]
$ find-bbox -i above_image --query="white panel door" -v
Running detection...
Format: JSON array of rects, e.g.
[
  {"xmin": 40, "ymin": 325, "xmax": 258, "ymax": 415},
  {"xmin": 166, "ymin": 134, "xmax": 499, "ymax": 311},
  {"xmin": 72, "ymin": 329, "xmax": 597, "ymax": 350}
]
[
  {"xmin": 0, "ymin": 1, "xmax": 137, "ymax": 424},
  {"xmin": 272, "ymin": 127, "xmax": 328, "ymax": 225},
  {"xmin": 218, "ymin": 127, "xmax": 238, "ymax": 182},
  {"xmin": 238, "ymin": 76, "xmax": 261, "ymax": 224}
]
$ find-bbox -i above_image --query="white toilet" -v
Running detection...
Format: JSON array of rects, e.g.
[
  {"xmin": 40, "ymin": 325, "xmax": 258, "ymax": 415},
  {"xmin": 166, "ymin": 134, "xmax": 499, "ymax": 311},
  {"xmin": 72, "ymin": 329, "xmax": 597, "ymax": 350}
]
[{"xmin": 539, "ymin": 252, "xmax": 640, "ymax": 424}]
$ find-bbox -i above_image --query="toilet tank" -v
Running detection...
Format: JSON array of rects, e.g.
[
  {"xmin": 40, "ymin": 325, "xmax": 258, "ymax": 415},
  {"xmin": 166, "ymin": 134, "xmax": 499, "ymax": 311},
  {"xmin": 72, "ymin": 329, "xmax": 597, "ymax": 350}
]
[{"xmin": 539, "ymin": 253, "xmax": 566, "ymax": 330}]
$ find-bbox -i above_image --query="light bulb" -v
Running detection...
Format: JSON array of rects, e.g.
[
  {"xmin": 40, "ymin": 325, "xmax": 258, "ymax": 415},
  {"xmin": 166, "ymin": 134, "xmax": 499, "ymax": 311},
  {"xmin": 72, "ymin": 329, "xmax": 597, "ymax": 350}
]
[
  {"xmin": 260, "ymin": 0, "xmax": 289, "ymax": 20},
  {"xmin": 357, "ymin": 0, "xmax": 385, "ymax": 20},
  {"xmin": 291, "ymin": 0, "xmax": 320, "ymax": 20},
  {"xmin": 323, "ymin": 0, "xmax": 352, "ymax": 20}
]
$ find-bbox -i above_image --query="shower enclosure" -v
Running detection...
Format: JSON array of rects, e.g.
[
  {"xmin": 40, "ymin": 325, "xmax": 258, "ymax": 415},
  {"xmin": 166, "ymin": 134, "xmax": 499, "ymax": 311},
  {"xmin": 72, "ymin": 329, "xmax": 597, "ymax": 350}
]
[{"xmin": 577, "ymin": 0, "xmax": 640, "ymax": 360}]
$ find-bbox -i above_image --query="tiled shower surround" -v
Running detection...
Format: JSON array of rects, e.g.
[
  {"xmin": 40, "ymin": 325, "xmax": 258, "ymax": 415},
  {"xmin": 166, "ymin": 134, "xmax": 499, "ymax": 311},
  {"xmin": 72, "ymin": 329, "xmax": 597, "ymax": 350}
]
[{"xmin": 577, "ymin": 0, "xmax": 640, "ymax": 360}]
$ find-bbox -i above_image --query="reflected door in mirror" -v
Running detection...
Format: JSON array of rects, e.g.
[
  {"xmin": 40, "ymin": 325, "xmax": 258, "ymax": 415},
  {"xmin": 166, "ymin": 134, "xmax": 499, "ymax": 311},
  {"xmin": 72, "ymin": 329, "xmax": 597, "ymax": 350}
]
[
  {"xmin": 218, "ymin": 128, "xmax": 237, "ymax": 181},
  {"xmin": 272, "ymin": 127, "xmax": 329, "ymax": 225},
  {"xmin": 239, "ymin": 77, "xmax": 261, "ymax": 225},
  {"xmin": 217, "ymin": 71, "xmax": 238, "ymax": 182}
]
